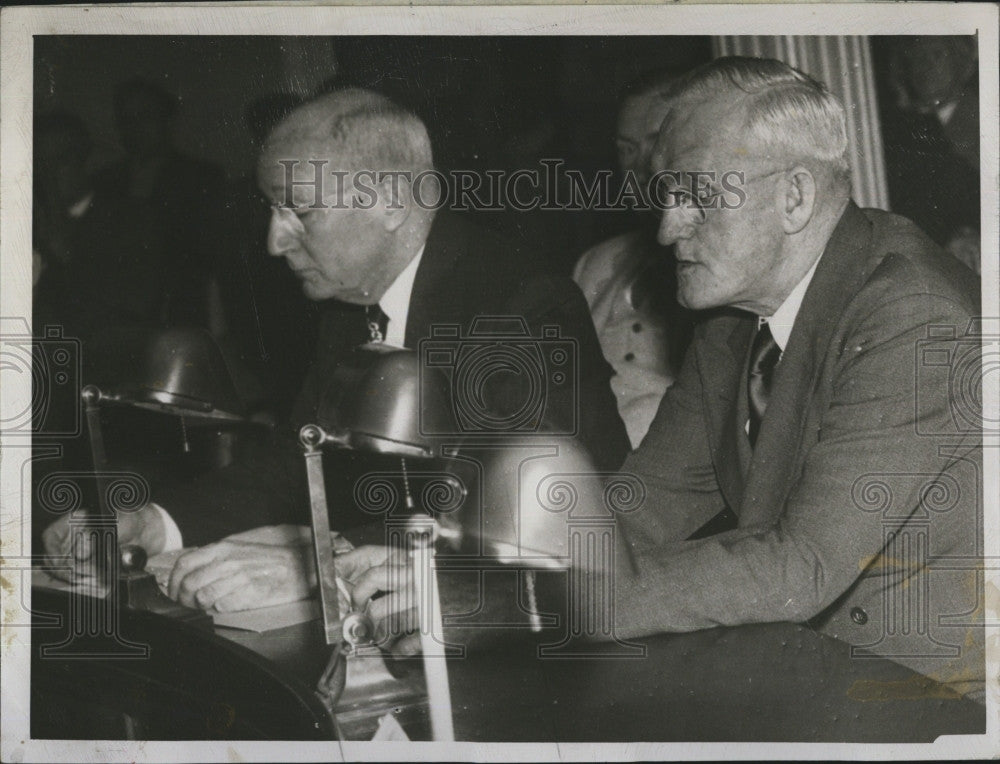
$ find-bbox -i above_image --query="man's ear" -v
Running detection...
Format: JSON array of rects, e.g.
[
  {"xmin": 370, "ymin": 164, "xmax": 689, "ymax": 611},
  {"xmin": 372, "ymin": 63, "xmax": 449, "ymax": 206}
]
[
  {"xmin": 780, "ymin": 166, "xmax": 816, "ymax": 234},
  {"xmin": 379, "ymin": 173, "xmax": 412, "ymax": 232}
]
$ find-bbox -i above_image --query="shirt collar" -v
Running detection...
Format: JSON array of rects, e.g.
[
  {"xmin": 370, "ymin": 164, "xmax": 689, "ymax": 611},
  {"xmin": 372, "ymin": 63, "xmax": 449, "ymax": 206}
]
[
  {"xmin": 378, "ymin": 245, "xmax": 424, "ymax": 347},
  {"xmin": 765, "ymin": 254, "xmax": 822, "ymax": 352}
]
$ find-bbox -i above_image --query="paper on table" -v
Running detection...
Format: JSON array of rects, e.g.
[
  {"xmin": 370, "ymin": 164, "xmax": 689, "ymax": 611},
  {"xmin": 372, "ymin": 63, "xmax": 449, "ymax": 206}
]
[
  {"xmin": 32, "ymin": 567, "xmax": 108, "ymax": 598},
  {"xmin": 211, "ymin": 598, "xmax": 321, "ymax": 632},
  {"xmin": 372, "ymin": 713, "xmax": 411, "ymax": 741}
]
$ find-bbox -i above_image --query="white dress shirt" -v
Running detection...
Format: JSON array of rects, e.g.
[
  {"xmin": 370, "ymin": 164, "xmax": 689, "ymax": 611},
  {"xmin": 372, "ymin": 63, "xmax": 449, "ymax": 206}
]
[
  {"xmin": 743, "ymin": 254, "xmax": 823, "ymax": 436},
  {"xmin": 378, "ymin": 245, "xmax": 424, "ymax": 348},
  {"xmin": 766, "ymin": 253, "xmax": 823, "ymax": 353}
]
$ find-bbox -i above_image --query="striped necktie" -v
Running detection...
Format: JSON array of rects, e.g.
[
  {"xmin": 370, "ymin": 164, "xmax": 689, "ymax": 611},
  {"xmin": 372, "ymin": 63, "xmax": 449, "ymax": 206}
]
[{"xmin": 747, "ymin": 321, "xmax": 780, "ymax": 447}]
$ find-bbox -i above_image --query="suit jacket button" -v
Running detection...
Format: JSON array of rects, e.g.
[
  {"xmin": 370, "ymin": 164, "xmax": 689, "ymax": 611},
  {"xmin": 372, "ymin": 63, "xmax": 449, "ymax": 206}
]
[{"xmin": 850, "ymin": 606, "xmax": 868, "ymax": 625}]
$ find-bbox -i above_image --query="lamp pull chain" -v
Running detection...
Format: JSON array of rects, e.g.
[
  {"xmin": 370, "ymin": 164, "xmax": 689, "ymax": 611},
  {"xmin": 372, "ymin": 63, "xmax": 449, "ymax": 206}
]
[
  {"xmin": 525, "ymin": 570, "xmax": 542, "ymax": 633},
  {"xmin": 180, "ymin": 416, "xmax": 190, "ymax": 453},
  {"xmin": 400, "ymin": 457, "xmax": 415, "ymax": 512}
]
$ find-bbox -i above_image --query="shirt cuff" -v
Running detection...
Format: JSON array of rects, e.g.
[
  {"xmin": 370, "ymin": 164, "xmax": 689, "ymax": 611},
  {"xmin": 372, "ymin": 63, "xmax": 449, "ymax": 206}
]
[{"xmin": 149, "ymin": 502, "xmax": 184, "ymax": 551}]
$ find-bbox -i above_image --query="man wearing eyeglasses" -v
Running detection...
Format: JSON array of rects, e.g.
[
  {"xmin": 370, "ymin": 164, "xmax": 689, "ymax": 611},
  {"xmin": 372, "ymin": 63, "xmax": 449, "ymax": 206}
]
[
  {"xmin": 42, "ymin": 88, "xmax": 630, "ymax": 605},
  {"xmin": 606, "ymin": 55, "xmax": 984, "ymax": 700},
  {"xmin": 337, "ymin": 56, "xmax": 984, "ymax": 701}
]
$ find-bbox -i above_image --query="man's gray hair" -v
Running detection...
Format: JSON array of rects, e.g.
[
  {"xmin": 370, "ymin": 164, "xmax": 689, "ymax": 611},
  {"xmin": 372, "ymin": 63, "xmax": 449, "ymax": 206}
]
[
  {"xmin": 270, "ymin": 88, "xmax": 434, "ymax": 175},
  {"xmin": 669, "ymin": 56, "xmax": 850, "ymax": 185}
]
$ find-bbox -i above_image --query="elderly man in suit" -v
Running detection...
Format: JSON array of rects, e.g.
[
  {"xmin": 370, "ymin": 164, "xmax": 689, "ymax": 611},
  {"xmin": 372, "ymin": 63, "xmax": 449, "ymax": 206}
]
[
  {"xmin": 609, "ymin": 56, "xmax": 984, "ymax": 699},
  {"xmin": 338, "ymin": 57, "xmax": 984, "ymax": 700},
  {"xmin": 43, "ymin": 89, "xmax": 629, "ymax": 608}
]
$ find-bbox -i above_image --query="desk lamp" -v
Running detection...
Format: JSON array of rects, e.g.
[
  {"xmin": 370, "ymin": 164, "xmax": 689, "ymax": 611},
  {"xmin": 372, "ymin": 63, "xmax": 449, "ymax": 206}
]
[
  {"xmin": 80, "ymin": 327, "xmax": 250, "ymax": 622},
  {"xmin": 300, "ymin": 343, "xmax": 627, "ymax": 738},
  {"xmin": 300, "ymin": 342, "xmax": 458, "ymax": 741}
]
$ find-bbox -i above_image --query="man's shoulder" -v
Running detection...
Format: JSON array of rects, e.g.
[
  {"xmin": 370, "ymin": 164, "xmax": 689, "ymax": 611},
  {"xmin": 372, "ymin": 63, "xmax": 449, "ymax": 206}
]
[
  {"xmin": 419, "ymin": 216, "xmax": 603, "ymax": 348},
  {"xmin": 424, "ymin": 212, "xmax": 565, "ymax": 292},
  {"xmin": 859, "ymin": 208, "xmax": 979, "ymax": 313}
]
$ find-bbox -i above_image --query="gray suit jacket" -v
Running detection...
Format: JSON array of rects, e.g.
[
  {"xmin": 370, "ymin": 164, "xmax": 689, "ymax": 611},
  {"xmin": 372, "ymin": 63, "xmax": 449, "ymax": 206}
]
[{"xmin": 613, "ymin": 202, "xmax": 984, "ymax": 697}]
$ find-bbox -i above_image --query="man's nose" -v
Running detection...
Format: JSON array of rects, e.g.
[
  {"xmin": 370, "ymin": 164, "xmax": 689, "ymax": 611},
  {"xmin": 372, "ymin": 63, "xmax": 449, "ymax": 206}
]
[
  {"xmin": 266, "ymin": 208, "xmax": 299, "ymax": 257},
  {"xmin": 657, "ymin": 206, "xmax": 696, "ymax": 246}
]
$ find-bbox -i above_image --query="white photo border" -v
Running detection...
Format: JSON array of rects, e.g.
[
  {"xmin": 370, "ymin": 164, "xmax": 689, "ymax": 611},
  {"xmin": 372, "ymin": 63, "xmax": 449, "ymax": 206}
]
[{"xmin": 2, "ymin": 3, "xmax": 997, "ymax": 761}]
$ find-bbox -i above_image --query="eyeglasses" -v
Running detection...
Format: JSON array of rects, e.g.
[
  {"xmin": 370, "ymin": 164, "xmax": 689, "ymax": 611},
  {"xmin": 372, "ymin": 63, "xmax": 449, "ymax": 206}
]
[
  {"xmin": 656, "ymin": 167, "xmax": 794, "ymax": 226},
  {"xmin": 270, "ymin": 202, "xmax": 308, "ymax": 229}
]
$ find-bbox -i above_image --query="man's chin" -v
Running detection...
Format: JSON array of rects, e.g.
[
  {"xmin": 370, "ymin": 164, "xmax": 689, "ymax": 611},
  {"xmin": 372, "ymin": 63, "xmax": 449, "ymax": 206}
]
[
  {"xmin": 677, "ymin": 284, "xmax": 708, "ymax": 311},
  {"xmin": 299, "ymin": 280, "xmax": 339, "ymax": 302},
  {"xmin": 301, "ymin": 282, "xmax": 370, "ymax": 305},
  {"xmin": 677, "ymin": 270, "xmax": 728, "ymax": 311},
  {"xmin": 299, "ymin": 282, "xmax": 325, "ymax": 301}
]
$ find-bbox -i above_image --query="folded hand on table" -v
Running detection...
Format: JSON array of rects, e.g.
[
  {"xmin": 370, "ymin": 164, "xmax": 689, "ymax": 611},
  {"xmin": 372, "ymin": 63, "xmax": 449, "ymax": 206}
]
[
  {"xmin": 168, "ymin": 535, "xmax": 318, "ymax": 612},
  {"xmin": 166, "ymin": 533, "xmax": 421, "ymax": 654}
]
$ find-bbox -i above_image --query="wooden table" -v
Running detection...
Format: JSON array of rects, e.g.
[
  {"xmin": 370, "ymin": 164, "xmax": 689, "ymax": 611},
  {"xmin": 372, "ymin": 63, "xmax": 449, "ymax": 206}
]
[
  {"xmin": 223, "ymin": 565, "xmax": 986, "ymax": 743},
  {"xmin": 31, "ymin": 573, "xmax": 984, "ymax": 742}
]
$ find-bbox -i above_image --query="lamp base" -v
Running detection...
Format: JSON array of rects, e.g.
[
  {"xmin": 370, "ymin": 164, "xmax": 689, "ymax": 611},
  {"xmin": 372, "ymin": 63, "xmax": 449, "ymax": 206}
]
[{"xmin": 334, "ymin": 647, "xmax": 428, "ymax": 740}]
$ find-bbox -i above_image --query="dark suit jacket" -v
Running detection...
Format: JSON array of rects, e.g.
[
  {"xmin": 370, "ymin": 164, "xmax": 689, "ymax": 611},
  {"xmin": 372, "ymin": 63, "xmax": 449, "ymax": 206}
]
[
  {"xmin": 613, "ymin": 203, "xmax": 983, "ymax": 697},
  {"xmin": 158, "ymin": 212, "xmax": 629, "ymax": 544}
]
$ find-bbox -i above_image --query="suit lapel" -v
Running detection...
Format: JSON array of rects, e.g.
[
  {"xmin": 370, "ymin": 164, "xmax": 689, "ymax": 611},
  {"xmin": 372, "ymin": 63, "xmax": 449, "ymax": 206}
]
[
  {"xmin": 699, "ymin": 310, "xmax": 755, "ymax": 514},
  {"xmin": 404, "ymin": 214, "xmax": 465, "ymax": 348},
  {"xmin": 740, "ymin": 202, "xmax": 875, "ymax": 526}
]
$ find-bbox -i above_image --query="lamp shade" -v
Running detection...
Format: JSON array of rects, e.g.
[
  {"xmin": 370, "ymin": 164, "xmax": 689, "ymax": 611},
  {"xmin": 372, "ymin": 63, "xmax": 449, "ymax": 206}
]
[
  {"xmin": 466, "ymin": 436, "xmax": 605, "ymax": 565},
  {"xmin": 123, "ymin": 327, "xmax": 246, "ymax": 421},
  {"xmin": 319, "ymin": 343, "xmax": 455, "ymax": 458}
]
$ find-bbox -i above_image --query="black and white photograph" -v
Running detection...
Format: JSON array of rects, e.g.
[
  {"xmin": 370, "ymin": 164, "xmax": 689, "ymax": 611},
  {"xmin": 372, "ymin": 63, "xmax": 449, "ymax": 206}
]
[{"xmin": 1, "ymin": 3, "xmax": 997, "ymax": 760}]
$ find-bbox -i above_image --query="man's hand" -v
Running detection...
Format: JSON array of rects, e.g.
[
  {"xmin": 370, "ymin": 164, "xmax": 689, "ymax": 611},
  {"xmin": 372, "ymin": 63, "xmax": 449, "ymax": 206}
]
[
  {"xmin": 335, "ymin": 545, "xmax": 420, "ymax": 655},
  {"xmin": 168, "ymin": 538, "xmax": 317, "ymax": 612},
  {"xmin": 42, "ymin": 504, "xmax": 168, "ymax": 582}
]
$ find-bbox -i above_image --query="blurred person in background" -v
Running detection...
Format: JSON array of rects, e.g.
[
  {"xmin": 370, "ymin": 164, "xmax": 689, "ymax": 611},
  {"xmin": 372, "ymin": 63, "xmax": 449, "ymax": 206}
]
[
  {"xmin": 879, "ymin": 35, "xmax": 980, "ymax": 274},
  {"xmin": 32, "ymin": 110, "xmax": 93, "ymax": 335},
  {"xmin": 93, "ymin": 78, "xmax": 227, "ymax": 331},
  {"xmin": 573, "ymin": 69, "xmax": 695, "ymax": 448},
  {"xmin": 33, "ymin": 108, "xmax": 155, "ymax": 386}
]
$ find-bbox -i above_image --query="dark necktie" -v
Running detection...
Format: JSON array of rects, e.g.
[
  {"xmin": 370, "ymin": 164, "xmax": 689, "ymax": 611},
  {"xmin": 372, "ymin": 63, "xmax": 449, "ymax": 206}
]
[
  {"xmin": 747, "ymin": 321, "xmax": 781, "ymax": 447},
  {"xmin": 365, "ymin": 304, "xmax": 389, "ymax": 343}
]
